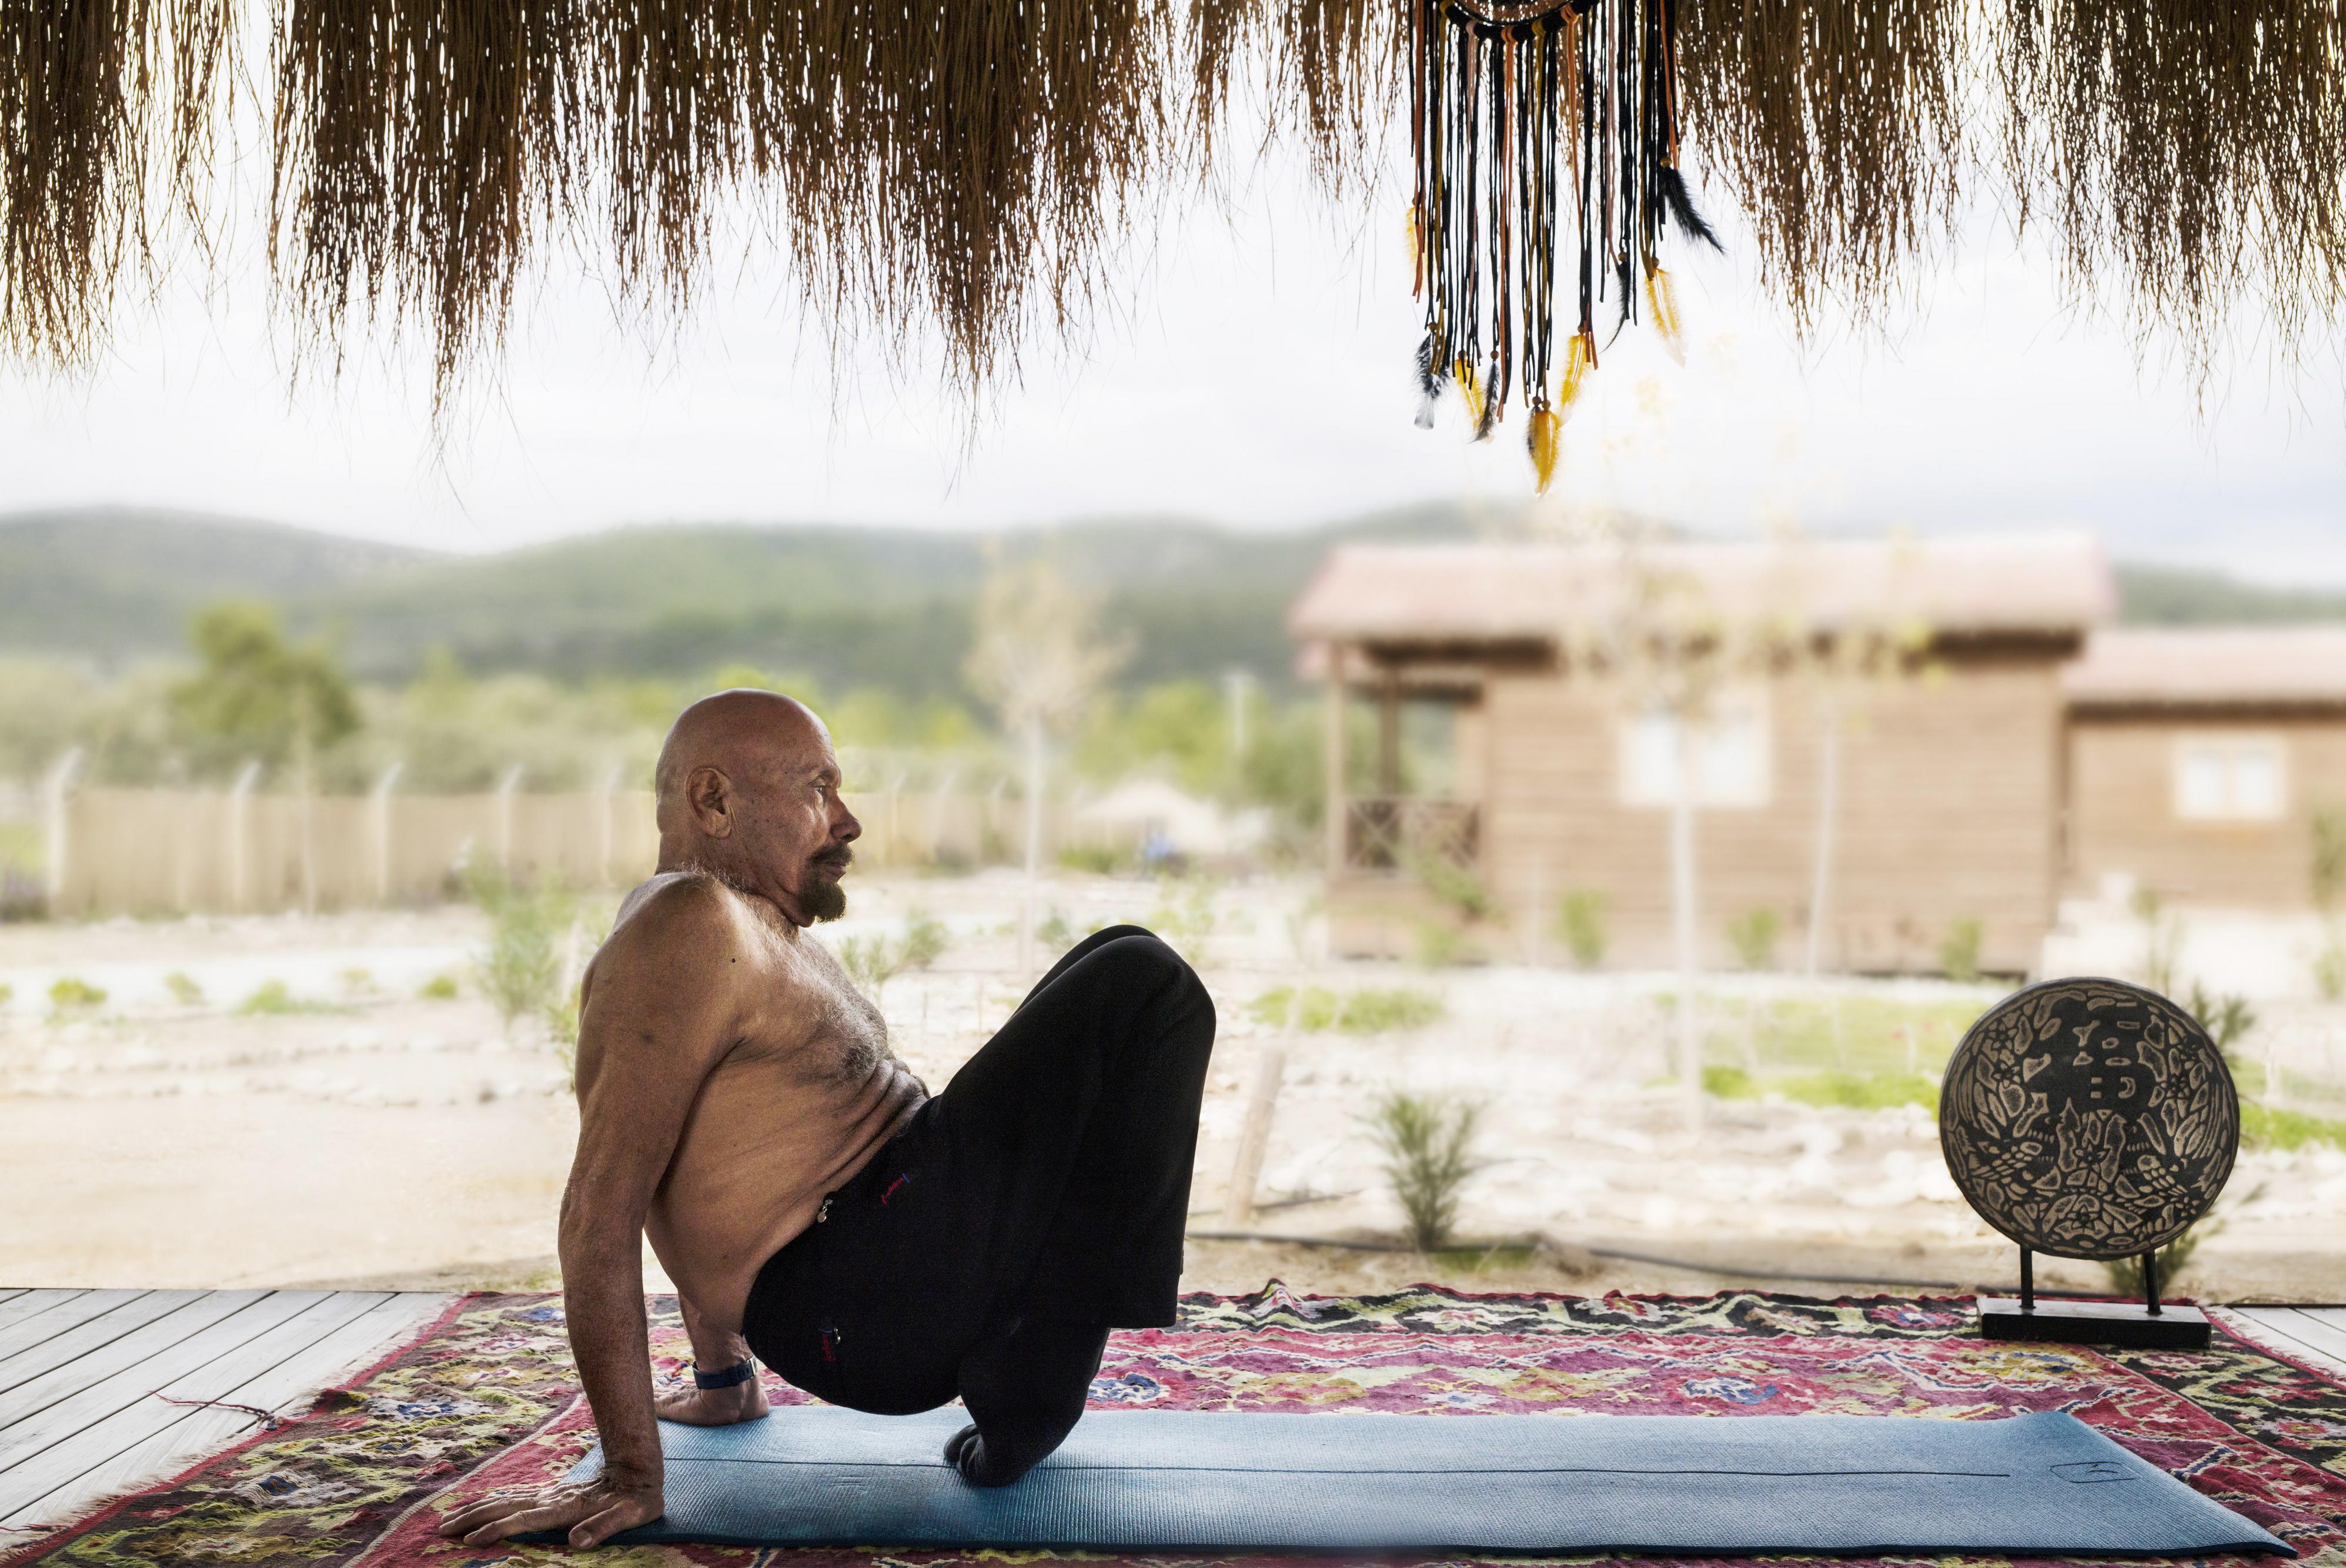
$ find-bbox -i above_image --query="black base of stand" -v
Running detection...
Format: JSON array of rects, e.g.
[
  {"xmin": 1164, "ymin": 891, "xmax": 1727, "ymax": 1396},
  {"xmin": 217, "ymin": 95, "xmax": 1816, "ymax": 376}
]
[
  {"xmin": 1977, "ymin": 1244, "xmax": 2210, "ymax": 1349},
  {"xmin": 1977, "ymin": 1295, "xmax": 2211, "ymax": 1349}
]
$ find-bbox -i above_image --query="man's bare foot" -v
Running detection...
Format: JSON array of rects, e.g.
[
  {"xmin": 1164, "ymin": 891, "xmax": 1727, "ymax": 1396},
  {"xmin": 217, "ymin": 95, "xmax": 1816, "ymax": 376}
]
[{"xmin": 655, "ymin": 1377, "xmax": 771, "ymax": 1427}]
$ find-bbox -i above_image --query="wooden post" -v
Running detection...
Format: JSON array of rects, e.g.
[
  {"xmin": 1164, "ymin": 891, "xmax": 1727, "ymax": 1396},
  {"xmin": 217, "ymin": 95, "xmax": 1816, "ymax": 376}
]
[
  {"xmin": 495, "ymin": 764, "xmax": 523, "ymax": 879},
  {"xmin": 42, "ymin": 748, "xmax": 83, "ymax": 915},
  {"xmin": 1376, "ymin": 667, "xmax": 1402, "ymax": 794},
  {"xmin": 1225, "ymin": 1045, "xmax": 1289, "ymax": 1225},
  {"xmin": 1670, "ymin": 711, "xmax": 1704, "ymax": 1135},
  {"xmin": 1323, "ymin": 644, "xmax": 1348, "ymax": 878},
  {"xmin": 226, "ymin": 760, "xmax": 261, "ymax": 912},
  {"xmin": 1804, "ymin": 702, "xmax": 1841, "ymax": 977},
  {"xmin": 370, "ymin": 762, "xmax": 403, "ymax": 905}
]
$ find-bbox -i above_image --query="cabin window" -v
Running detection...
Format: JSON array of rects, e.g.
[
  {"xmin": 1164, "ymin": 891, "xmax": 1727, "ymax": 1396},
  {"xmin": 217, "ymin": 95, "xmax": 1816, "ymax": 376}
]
[
  {"xmin": 2172, "ymin": 735, "xmax": 2285, "ymax": 821},
  {"xmin": 1619, "ymin": 692, "xmax": 1772, "ymax": 808}
]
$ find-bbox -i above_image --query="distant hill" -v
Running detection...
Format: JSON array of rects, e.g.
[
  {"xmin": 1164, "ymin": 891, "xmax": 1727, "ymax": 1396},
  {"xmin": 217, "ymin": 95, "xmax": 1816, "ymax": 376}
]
[
  {"xmin": 7, "ymin": 506, "xmax": 2338, "ymax": 698},
  {"xmin": 0, "ymin": 508, "xmax": 432, "ymax": 667}
]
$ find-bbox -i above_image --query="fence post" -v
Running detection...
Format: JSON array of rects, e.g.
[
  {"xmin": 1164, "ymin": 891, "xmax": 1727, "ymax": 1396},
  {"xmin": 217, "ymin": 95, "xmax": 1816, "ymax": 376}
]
[
  {"xmin": 496, "ymin": 765, "xmax": 524, "ymax": 879},
  {"xmin": 226, "ymin": 760, "xmax": 262, "ymax": 911},
  {"xmin": 42, "ymin": 748, "xmax": 84, "ymax": 914},
  {"xmin": 371, "ymin": 763, "xmax": 405, "ymax": 905},
  {"xmin": 1224, "ymin": 1045, "xmax": 1288, "ymax": 1225},
  {"xmin": 598, "ymin": 763, "xmax": 623, "ymax": 887}
]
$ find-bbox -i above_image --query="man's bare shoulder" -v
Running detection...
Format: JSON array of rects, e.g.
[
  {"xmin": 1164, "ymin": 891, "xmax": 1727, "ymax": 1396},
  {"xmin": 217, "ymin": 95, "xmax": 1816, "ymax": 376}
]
[{"xmin": 594, "ymin": 872, "xmax": 770, "ymax": 987}]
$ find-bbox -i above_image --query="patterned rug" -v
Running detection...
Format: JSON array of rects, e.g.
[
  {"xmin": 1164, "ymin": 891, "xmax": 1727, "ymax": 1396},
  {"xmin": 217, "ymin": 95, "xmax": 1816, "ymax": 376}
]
[{"xmin": 8, "ymin": 1286, "xmax": 2345, "ymax": 1568}]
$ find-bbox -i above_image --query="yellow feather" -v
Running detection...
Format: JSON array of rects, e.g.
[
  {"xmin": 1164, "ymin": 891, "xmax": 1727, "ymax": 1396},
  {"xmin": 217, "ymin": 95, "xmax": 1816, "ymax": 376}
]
[
  {"xmin": 1645, "ymin": 264, "xmax": 1686, "ymax": 365},
  {"xmin": 1527, "ymin": 407, "xmax": 1562, "ymax": 494},
  {"xmin": 1557, "ymin": 330, "xmax": 1596, "ymax": 417},
  {"xmin": 1455, "ymin": 356, "xmax": 1486, "ymax": 426}
]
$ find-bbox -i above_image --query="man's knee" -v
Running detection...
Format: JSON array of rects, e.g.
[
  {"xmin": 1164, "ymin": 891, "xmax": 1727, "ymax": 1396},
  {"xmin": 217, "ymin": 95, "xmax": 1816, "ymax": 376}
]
[{"xmin": 1091, "ymin": 928, "xmax": 1206, "ymax": 1001}]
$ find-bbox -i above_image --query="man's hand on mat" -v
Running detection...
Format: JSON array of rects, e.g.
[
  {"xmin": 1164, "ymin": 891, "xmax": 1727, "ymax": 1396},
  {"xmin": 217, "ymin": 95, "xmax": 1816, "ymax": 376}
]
[
  {"xmin": 656, "ymin": 1375, "xmax": 771, "ymax": 1426},
  {"xmin": 436, "ymin": 1473, "xmax": 664, "ymax": 1549}
]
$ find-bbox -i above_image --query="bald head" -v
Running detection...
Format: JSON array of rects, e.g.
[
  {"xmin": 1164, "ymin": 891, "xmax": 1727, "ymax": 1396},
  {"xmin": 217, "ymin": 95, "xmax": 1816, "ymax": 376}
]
[{"xmin": 654, "ymin": 690, "xmax": 860, "ymax": 924}]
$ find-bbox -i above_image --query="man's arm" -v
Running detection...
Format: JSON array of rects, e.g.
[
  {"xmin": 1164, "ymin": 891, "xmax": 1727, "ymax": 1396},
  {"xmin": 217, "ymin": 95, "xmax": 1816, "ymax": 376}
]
[{"xmin": 441, "ymin": 882, "xmax": 743, "ymax": 1549}]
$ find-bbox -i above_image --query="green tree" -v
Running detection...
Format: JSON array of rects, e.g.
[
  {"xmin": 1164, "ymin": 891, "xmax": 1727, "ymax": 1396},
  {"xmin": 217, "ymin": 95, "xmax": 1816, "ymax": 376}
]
[{"xmin": 170, "ymin": 603, "xmax": 360, "ymax": 774}]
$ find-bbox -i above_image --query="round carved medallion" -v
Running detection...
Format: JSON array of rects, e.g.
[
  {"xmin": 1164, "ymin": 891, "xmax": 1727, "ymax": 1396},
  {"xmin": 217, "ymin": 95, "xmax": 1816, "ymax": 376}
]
[{"xmin": 1938, "ymin": 977, "xmax": 2238, "ymax": 1261}]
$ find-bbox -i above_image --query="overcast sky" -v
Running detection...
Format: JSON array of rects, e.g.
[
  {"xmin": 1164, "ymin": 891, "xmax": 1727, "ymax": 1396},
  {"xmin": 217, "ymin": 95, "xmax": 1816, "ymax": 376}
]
[{"xmin": 2, "ymin": 141, "xmax": 2341, "ymax": 581}]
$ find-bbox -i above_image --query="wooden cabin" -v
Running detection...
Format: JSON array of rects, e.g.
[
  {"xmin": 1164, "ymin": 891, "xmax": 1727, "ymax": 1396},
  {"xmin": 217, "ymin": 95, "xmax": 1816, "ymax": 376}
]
[
  {"xmin": 1286, "ymin": 535, "xmax": 2114, "ymax": 974},
  {"xmin": 2064, "ymin": 628, "xmax": 2346, "ymax": 910}
]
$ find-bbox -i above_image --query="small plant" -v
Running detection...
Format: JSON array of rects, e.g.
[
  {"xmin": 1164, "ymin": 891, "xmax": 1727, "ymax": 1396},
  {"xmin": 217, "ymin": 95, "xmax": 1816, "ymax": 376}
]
[
  {"xmin": 1057, "ymin": 844, "xmax": 1124, "ymax": 875},
  {"xmin": 0, "ymin": 981, "xmax": 12, "ymax": 1007},
  {"xmin": 1368, "ymin": 1091, "xmax": 1483, "ymax": 1253},
  {"xmin": 1939, "ymin": 917, "xmax": 1983, "ymax": 984},
  {"xmin": 418, "ymin": 973, "xmax": 460, "ymax": 1001},
  {"xmin": 48, "ymin": 977, "xmax": 106, "ymax": 1009},
  {"xmin": 2315, "ymin": 939, "xmax": 2346, "ymax": 1004},
  {"xmin": 1148, "ymin": 878, "xmax": 1218, "ymax": 956},
  {"xmin": 900, "ymin": 910, "xmax": 951, "ymax": 972},
  {"xmin": 1556, "ymin": 888, "xmax": 1608, "ymax": 969},
  {"xmin": 2130, "ymin": 887, "xmax": 2184, "ymax": 995},
  {"xmin": 1726, "ymin": 908, "xmax": 1782, "ymax": 971},
  {"xmin": 2312, "ymin": 800, "xmax": 2346, "ymax": 911},
  {"xmin": 469, "ymin": 868, "xmax": 575, "ymax": 1031},
  {"xmin": 1250, "ymin": 986, "xmax": 1443, "ymax": 1035},
  {"xmin": 2186, "ymin": 981, "xmax": 2257, "ymax": 1064},
  {"xmin": 163, "ymin": 972, "xmax": 204, "ymax": 1006},
  {"xmin": 1412, "ymin": 855, "xmax": 1497, "ymax": 922},
  {"xmin": 337, "ymin": 966, "xmax": 377, "ymax": 998},
  {"xmin": 240, "ymin": 979, "xmax": 298, "ymax": 1015},
  {"xmin": 1412, "ymin": 917, "xmax": 1468, "ymax": 968},
  {"xmin": 2101, "ymin": 1185, "xmax": 2263, "ymax": 1297},
  {"xmin": 837, "ymin": 932, "xmax": 908, "ymax": 999},
  {"xmin": 1036, "ymin": 907, "xmax": 1073, "ymax": 948}
]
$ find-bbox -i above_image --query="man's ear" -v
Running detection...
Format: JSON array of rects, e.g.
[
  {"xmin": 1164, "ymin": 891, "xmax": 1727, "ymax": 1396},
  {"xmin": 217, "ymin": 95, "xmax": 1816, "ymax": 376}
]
[{"xmin": 686, "ymin": 765, "xmax": 734, "ymax": 837}]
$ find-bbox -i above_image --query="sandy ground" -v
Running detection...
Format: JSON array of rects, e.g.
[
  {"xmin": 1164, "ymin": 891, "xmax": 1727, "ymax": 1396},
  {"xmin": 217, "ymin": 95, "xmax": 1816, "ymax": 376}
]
[{"xmin": 5, "ymin": 871, "xmax": 2345, "ymax": 1303}]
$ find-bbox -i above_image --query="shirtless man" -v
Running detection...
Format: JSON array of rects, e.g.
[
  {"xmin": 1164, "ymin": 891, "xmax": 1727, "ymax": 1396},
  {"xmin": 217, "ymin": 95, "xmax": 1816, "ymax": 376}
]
[{"xmin": 439, "ymin": 690, "xmax": 1216, "ymax": 1551}]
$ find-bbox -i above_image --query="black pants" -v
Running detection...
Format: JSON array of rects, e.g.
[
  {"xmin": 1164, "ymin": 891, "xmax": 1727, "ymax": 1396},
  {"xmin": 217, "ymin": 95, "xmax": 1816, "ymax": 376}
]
[{"xmin": 741, "ymin": 927, "xmax": 1215, "ymax": 1417}]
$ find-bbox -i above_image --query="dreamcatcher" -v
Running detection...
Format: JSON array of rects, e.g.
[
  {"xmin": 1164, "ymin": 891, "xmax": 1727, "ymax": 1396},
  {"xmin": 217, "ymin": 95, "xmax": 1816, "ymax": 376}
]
[{"xmin": 1410, "ymin": 0, "xmax": 1718, "ymax": 492}]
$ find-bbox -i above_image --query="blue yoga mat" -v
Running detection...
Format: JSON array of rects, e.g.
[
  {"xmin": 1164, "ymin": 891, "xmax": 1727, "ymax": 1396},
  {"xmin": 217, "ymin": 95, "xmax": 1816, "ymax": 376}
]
[{"xmin": 562, "ymin": 1406, "xmax": 2291, "ymax": 1555}]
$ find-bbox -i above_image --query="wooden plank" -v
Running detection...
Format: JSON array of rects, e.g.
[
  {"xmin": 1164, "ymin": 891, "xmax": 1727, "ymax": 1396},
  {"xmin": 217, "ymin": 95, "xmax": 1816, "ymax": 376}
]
[
  {"xmin": 0, "ymin": 1293, "xmax": 148, "ymax": 1366},
  {"xmin": 0, "ymin": 1292, "xmax": 216, "ymax": 1403},
  {"xmin": 0, "ymin": 1292, "xmax": 320, "ymax": 1483},
  {"xmin": 0, "ymin": 1293, "xmax": 26, "ymax": 1310},
  {"xmin": 0, "ymin": 1292, "xmax": 279, "ymax": 1437},
  {"xmin": 2267, "ymin": 1307, "xmax": 2346, "ymax": 1369},
  {"xmin": 2232, "ymin": 1307, "xmax": 2346, "ymax": 1377},
  {"xmin": 0, "ymin": 1294, "xmax": 82, "ymax": 1340},
  {"xmin": 0, "ymin": 1293, "xmax": 445, "ymax": 1536}
]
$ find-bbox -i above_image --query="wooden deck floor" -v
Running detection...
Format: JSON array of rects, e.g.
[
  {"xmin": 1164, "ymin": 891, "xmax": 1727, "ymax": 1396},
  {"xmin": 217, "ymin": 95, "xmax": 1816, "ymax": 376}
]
[
  {"xmin": 0, "ymin": 1289, "xmax": 2340, "ymax": 1549},
  {"xmin": 0, "ymin": 1287, "xmax": 452, "ymax": 1546}
]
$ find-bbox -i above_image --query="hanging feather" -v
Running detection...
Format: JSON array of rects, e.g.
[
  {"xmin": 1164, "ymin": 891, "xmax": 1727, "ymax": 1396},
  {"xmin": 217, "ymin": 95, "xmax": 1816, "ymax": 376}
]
[
  {"xmin": 1656, "ymin": 166, "xmax": 1720, "ymax": 252},
  {"xmin": 1558, "ymin": 328, "xmax": 1596, "ymax": 417},
  {"xmin": 1473, "ymin": 363, "xmax": 1501, "ymax": 441},
  {"xmin": 1455, "ymin": 354, "xmax": 1486, "ymax": 427},
  {"xmin": 1643, "ymin": 262, "xmax": 1685, "ymax": 364},
  {"xmin": 1414, "ymin": 328, "xmax": 1443, "ymax": 428},
  {"xmin": 1526, "ymin": 405, "xmax": 1562, "ymax": 492}
]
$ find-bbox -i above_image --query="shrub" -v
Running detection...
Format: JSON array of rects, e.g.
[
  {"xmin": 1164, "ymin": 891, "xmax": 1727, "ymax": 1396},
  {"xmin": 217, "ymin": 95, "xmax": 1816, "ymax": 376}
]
[
  {"xmin": 338, "ymin": 967, "xmax": 376, "ymax": 998},
  {"xmin": 1249, "ymin": 986, "xmax": 1443, "ymax": 1035},
  {"xmin": 240, "ymin": 979, "xmax": 297, "ymax": 1014},
  {"xmin": 2314, "ymin": 800, "xmax": 2346, "ymax": 911},
  {"xmin": 1412, "ymin": 918, "xmax": 1468, "ymax": 968},
  {"xmin": 2130, "ymin": 888, "xmax": 2183, "ymax": 994},
  {"xmin": 2315, "ymin": 940, "xmax": 2346, "ymax": 1004},
  {"xmin": 1368, "ymin": 1092, "xmax": 1482, "ymax": 1252},
  {"xmin": 48, "ymin": 977, "xmax": 106, "ymax": 1009},
  {"xmin": 163, "ymin": 972, "xmax": 204, "ymax": 1006},
  {"xmin": 2185, "ymin": 981, "xmax": 2257, "ymax": 1064},
  {"xmin": 1556, "ymin": 888, "xmax": 1608, "ymax": 969},
  {"xmin": 418, "ymin": 974, "xmax": 460, "ymax": 1001},
  {"xmin": 2240, "ymin": 1102, "xmax": 2346, "ymax": 1152},
  {"xmin": 900, "ymin": 910, "xmax": 951, "ymax": 971},
  {"xmin": 1036, "ymin": 907, "xmax": 1073, "ymax": 948},
  {"xmin": 1939, "ymin": 917, "xmax": 1983, "ymax": 984},
  {"xmin": 1702, "ymin": 1065, "xmax": 1756, "ymax": 1098},
  {"xmin": 1413, "ymin": 855, "xmax": 1496, "ymax": 922},
  {"xmin": 1726, "ymin": 908, "xmax": 1782, "ymax": 971},
  {"xmin": 837, "ymin": 933, "xmax": 907, "ymax": 999},
  {"xmin": 0, "ymin": 981, "xmax": 12, "ymax": 1007},
  {"xmin": 469, "ymin": 869, "xmax": 574, "ymax": 1029},
  {"xmin": 1057, "ymin": 845, "xmax": 1124, "ymax": 875}
]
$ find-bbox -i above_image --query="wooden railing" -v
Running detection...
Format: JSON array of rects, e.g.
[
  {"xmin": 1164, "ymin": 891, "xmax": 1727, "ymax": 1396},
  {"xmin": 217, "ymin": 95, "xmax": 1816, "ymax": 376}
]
[{"xmin": 1344, "ymin": 797, "xmax": 1479, "ymax": 872}]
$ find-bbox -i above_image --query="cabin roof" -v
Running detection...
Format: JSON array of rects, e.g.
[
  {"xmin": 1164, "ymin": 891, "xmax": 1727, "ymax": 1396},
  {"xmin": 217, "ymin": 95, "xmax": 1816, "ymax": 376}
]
[
  {"xmin": 2064, "ymin": 627, "xmax": 2346, "ymax": 708},
  {"xmin": 1286, "ymin": 534, "xmax": 2114, "ymax": 646}
]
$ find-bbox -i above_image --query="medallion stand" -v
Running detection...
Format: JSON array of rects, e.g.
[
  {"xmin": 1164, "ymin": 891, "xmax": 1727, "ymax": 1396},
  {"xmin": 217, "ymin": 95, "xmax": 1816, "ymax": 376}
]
[{"xmin": 1977, "ymin": 1245, "xmax": 2210, "ymax": 1350}]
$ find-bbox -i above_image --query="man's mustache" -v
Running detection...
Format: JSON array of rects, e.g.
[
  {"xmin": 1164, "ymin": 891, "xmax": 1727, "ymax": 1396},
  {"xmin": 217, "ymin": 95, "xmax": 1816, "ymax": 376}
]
[{"xmin": 812, "ymin": 846, "xmax": 854, "ymax": 871}]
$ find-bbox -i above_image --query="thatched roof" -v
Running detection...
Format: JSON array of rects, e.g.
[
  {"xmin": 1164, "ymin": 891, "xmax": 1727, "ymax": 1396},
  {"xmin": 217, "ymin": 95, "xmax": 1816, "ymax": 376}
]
[
  {"xmin": 4, "ymin": 0, "xmax": 2340, "ymax": 404},
  {"xmin": 2064, "ymin": 627, "xmax": 2346, "ymax": 709},
  {"xmin": 1288, "ymin": 533, "xmax": 2114, "ymax": 646}
]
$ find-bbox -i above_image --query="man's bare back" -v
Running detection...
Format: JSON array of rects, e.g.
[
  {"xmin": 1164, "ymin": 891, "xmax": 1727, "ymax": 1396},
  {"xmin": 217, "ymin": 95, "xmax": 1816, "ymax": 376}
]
[{"xmin": 591, "ymin": 871, "xmax": 925, "ymax": 1332}]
